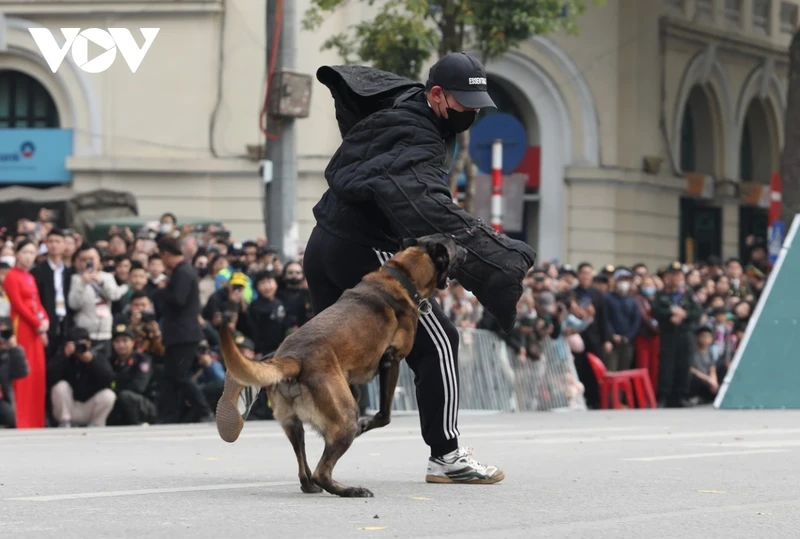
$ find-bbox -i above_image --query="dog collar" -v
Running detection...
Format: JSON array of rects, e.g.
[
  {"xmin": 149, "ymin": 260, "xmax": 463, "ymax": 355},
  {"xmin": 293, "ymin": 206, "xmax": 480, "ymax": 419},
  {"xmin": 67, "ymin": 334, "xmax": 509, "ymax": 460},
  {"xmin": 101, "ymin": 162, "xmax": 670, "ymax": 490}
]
[{"xmin": 383, "ymin": 266, "xmax": 433, "ymax": 315}]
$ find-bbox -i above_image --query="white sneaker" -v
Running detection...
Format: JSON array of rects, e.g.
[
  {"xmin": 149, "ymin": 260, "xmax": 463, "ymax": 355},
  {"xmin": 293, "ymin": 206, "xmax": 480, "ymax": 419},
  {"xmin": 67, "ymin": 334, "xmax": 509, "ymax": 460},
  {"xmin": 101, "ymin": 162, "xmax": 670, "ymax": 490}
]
[
  {"xmin": 237, "ymin": 385, "xmax": 260, "ymax": 419},
  {"xmin": 425, "ymin": 446, "xmax": 505, "ymax": 484}
]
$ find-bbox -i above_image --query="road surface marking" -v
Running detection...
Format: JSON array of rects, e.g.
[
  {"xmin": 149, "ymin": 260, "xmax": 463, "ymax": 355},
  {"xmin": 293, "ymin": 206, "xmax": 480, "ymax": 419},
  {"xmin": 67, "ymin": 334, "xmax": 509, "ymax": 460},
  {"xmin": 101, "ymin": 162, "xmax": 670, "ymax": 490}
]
[
  {"xmin": 6, "ymin": 481, "xmax": 297, "ymax": 502},
  {"xmin": 693, "ymin": 439, "xmax": 800, "ymax": 449},
  {"xmin": 623, "ymin": 449, "xmax": 789, "ymax": 462},
  {"xmin": 512, "ymin": 428, "xmax": 800, "ymax": 445}
]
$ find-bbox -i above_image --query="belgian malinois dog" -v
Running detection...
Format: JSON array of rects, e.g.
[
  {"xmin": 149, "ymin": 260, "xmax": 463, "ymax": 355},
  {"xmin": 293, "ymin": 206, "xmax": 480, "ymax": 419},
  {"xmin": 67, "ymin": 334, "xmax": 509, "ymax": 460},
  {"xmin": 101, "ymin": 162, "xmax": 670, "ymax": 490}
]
[{"xmin": 219, "ymin": 233, "xmax": 466, "ymax": 498}]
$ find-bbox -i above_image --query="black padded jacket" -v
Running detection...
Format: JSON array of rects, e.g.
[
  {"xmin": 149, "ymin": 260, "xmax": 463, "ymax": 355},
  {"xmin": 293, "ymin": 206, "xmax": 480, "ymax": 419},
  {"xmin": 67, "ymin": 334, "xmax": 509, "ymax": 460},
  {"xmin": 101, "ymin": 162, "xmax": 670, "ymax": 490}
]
[{"xmin": 312, "ymin": 65, "xmax": 537, "ymax": 333}]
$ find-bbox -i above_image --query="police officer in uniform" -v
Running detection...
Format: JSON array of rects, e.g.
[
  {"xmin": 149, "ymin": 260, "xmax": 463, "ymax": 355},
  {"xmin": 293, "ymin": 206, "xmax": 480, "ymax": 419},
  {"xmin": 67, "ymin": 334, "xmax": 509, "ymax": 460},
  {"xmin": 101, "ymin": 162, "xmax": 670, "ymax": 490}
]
[
  {"xmin": 108, "ymin": 323, "xmax": 157, "ymax": 425},
  {"xmin": 651, "ymin": 262, "xmax": 702, "ymax": 407}
]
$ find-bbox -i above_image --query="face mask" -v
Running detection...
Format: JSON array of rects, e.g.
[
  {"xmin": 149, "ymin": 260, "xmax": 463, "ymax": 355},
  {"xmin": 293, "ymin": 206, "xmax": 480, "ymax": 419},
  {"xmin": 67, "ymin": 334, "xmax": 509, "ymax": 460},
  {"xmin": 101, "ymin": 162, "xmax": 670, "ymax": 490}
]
[
  {"xmin": 616, "ymin": 281, "xmax": 631, "ymax": 294},
  {"xmin": 160, "ymin": 223, "xmax": 173, "ymax": 234},
  {"xmin": 196, "ymin": 267, "xmax": 208, "ymax": 278},
  {"xmin": 286, "ymin": 277, "xmax": 303, "ymax": 286},
  {"xmin": 444, "ymin": 95, "xmax": 476, "ymax": 133},
  {"xmin": 641, "ymin": 286, "xmax": 656, "ymax": 297},
  {"xmin": 0, "ymin": 255, "xmax": 15, "ymax": 267}
]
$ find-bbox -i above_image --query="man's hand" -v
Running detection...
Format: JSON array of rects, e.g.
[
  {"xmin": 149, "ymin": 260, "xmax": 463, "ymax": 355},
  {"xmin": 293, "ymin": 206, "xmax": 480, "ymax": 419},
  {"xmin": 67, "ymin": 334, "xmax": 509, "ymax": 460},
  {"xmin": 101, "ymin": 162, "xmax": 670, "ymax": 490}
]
[
  {"xmin": 77, "ymin": 351, "xmax": 93, "ymax": 363},
  {"xmin": 82, "ymin": 269, "xmax": 98, "ymax": 284},
  {"xmin": 604, "ymin": 341, "xmax": 613, "ymax": 354},
  {"xmin": 671, "ymin": 306, "xmax": 687, "ymax": 318},
  {"xmin": 612, "ymin": 334, "xmax": 622, "ymax": 344},
  {"xmin": 130, "ymin": 310, "xmax": 142, "ymax": 325},
  {"xmin": 157, "ymin": 277, "xmax": 168, "ymax": 290},
  {"xmin": 64, "ymin": 341, "xmax": 75, "ymax": 357},
  {"xmin": 39, "ymin": 320, "xmax": 50, "ymax": 334},
  {"xmin": 517, "ymin": 348, "xmax": 527, "ymax": 363},
  {"xmin": 146, "ymin": 321, "xmax": 161, "ymax": 339}
]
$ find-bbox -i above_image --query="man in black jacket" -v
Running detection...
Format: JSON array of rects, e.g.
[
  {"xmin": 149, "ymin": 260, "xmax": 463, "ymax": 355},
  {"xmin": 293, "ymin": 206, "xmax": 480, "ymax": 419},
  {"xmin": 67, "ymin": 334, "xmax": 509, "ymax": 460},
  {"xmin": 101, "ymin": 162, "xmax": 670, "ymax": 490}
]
[
  {"xmin": 216, "ymin": 53, "xmax": 536, "ymax": 483},
  {"xmin": 30, "ymin": 228, "xmax": 73, "ymax": 359},
  {"xmin": 107, "ymin": 323, "xmax": 157, "ymax": 426},
  {"xmin": 48, "ymin": 327, "xmax": 116, "ymax": 427},
  {"xmin": 156, "ymin": 235, "xmax": 213, "ymax": 423}
]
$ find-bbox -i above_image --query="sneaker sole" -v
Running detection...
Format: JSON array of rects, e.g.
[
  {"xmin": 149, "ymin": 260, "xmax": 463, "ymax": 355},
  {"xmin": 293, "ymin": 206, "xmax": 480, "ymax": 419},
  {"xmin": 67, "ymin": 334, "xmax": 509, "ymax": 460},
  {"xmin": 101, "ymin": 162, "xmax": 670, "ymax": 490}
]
[
  {"xmin": 425, "ymin": 470, "xmax": 505, "ymax": 485},
  {"xmin": 216, "ymin": 373, "xmax": 244, "ymax": 443}
]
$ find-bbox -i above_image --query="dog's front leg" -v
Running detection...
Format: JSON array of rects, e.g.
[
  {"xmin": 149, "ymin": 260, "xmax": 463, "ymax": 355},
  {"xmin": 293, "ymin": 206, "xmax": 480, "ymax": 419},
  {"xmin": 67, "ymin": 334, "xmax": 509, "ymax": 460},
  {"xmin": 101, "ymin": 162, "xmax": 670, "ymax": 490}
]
[{"xmin": 357, "ymin": 352, "xmax": 400, "ymax": 437}]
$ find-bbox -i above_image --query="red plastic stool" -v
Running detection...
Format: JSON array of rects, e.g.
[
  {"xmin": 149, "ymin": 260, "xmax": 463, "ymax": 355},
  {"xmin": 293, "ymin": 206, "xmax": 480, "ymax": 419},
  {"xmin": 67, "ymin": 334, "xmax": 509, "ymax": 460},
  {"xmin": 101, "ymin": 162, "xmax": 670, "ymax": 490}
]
[{"xmin": 587, "ymin": 353, "xmax": 657, "ymax": 409}]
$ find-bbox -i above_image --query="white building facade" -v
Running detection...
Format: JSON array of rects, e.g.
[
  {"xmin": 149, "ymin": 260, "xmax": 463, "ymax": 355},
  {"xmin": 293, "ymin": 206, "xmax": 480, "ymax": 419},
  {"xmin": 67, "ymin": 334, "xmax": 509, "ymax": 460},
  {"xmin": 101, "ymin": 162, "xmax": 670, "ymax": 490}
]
[
  {"xmin": 0, "ymin": 0, "xmax": 266, "ymax": 239},
  {"xmin": 0, "ymin": 0, "xmax": 794, "ymax": 268},
  {"xmin": 296, "ymin": 0, "xmax": 796, "ymax": 268}
]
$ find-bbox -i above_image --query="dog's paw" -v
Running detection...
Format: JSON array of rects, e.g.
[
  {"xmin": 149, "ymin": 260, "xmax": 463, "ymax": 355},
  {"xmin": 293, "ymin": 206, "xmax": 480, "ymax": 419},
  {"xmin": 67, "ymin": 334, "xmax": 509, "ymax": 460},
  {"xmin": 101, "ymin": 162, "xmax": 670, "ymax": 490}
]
[
  {"xmin": 340, "ymin": 486, "xmax": 374, "ymax": 498},
  {"xmin": 356, "ymin": 417, "xmax": 372, "ymax": 436},
  {"xmin": 301, "ymin": 482, "xmax": 323, "ymax": 494}
]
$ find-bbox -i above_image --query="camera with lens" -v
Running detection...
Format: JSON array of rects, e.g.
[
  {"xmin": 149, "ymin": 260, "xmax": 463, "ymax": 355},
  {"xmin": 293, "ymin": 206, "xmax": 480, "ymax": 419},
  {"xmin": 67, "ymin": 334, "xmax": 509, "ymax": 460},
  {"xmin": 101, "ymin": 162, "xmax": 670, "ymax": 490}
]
[
  {"xmin": 0, "ymin": 327, "xmax": 13, "ymax": 343},
  {"xmin": 196, "ymin": 343, "xmax": 211, "ymax": 355},
  {"xmin": 222, "ymin": 310, "xmax": 237, "ymax": 325},
  {"xmin": 141, "ymin": 311, "xmax": 157, "ymax": 324},
  {"xmin": 75, "ymin": 341, "xmax": 89, "ymax": 355}
]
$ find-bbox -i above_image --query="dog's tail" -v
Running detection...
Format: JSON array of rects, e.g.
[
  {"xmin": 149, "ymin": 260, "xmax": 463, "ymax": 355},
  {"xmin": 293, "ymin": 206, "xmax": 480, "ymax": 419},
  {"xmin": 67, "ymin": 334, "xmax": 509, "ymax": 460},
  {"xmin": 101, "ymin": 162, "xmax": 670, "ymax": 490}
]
[{"xmin": 219, "ymin": 325, "xmax": 300, "ymax": 387}]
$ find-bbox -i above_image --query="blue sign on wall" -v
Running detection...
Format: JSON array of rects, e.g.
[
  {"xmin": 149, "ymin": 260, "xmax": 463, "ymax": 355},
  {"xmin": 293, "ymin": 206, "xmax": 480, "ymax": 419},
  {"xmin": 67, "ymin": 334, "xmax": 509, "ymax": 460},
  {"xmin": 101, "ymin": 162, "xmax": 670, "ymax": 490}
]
[
  {"xmin": 0, "ymin": 129, "xmax": 73, "ymax": 184},
  {"xmin": 768, "ymin": 220, "xmax": 785, "ymax": 265},
  {"xmin": 468, "ymin": 113, "xmax": 528, "ymax": 174}
]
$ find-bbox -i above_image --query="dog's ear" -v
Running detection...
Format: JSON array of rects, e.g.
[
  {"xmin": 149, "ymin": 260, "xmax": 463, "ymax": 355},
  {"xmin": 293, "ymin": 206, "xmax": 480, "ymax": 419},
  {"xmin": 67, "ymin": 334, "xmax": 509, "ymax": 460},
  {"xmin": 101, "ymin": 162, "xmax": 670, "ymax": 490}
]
[
  {"xmin": 429, "ymin": 243, "xmax": 451, "ymax": 289},
  {"xmin": 401, "ymin": 237, "xmax": 418, "ymax": 249}
]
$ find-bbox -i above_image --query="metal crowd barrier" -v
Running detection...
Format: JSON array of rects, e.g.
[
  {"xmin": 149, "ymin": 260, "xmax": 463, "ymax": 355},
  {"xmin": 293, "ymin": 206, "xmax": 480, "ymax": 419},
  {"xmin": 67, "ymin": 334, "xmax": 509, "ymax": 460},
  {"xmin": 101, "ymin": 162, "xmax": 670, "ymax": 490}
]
[{"xmin": 366, "ymin": 328, "xmax": 587, "ymax": 413}]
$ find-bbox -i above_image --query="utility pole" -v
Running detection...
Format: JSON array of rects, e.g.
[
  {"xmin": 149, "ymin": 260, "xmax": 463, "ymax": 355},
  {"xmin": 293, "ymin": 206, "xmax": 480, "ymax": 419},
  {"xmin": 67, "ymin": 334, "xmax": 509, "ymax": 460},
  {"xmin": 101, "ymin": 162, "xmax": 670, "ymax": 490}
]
[{"xmin": 265, "ymin": 0, "xmax": 298, "ymax": 261}]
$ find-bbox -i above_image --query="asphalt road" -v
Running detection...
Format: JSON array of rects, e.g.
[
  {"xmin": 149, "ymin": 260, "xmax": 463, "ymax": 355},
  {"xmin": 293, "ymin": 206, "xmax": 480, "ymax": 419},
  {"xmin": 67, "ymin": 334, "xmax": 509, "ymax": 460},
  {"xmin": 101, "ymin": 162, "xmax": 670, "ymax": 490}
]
[{"xmin": 3, "ymin": 409, "xmax": 800, "ymax": 538}]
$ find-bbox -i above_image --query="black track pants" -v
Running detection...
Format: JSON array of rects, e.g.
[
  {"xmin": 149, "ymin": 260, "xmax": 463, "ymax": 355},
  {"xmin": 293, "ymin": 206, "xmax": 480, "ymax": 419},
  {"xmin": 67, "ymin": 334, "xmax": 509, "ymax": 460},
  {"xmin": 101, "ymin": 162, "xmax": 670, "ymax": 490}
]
[{"xmin": 302, "ymin": 225, "xmax": 460, "ymax": 457}]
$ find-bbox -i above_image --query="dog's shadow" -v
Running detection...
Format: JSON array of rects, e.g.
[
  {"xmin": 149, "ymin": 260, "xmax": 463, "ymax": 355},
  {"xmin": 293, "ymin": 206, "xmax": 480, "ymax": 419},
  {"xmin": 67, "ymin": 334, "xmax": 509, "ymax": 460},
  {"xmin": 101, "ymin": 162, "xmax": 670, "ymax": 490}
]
[{"xmin": 223, "ymin": 478, "xmax": 420, "ymax": 501}]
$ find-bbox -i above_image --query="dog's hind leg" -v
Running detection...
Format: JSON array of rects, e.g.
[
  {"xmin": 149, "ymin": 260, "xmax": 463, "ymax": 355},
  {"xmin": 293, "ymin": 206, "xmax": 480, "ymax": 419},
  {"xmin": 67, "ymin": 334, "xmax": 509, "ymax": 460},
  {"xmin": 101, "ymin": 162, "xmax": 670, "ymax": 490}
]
[
  {"xmin": 357, "ymin": 352, "xmax": 400, "ymax": 437},
  {"xmin": 281, "ymin": 416, "xmax": 321, "ymax": 494},
  {"xmin": 311, "ymin": 378, "xmax": 373, "ymax": 498}
]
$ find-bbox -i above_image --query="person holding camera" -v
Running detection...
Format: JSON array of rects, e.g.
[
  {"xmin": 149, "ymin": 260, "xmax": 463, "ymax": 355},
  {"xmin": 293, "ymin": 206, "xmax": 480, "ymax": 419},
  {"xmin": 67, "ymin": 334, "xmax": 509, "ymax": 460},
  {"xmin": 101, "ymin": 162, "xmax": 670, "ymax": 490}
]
[
  {"xmin": 202, "ymin": 271, "xmax": 248, "ymax": 330},
  {"xmin": 114, "ymin": 291, "xmax": 165, "ymax": 360},
  {"xmin": 107, "ymin": 324, "xmax": 157, "ymax": 426},
  {"xmin": 68, "ymin": 244, "xmax": 129, "ymax": 359},
  {"xmin": 48, "ymin": 327, "xmax": 116, "ymax": 427},
  {"xmin": 155, "ymin": 236, "xmax": 213, "ymax": 424},
  {"xmin": 0, "ymin": 316, "xmax": 30, "ymax": 428}
]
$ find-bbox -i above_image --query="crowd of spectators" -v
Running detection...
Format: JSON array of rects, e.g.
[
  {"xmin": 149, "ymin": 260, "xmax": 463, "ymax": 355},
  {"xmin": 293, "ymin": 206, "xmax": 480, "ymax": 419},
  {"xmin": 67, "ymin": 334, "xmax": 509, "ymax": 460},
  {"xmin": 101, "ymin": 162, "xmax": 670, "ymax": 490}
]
[
  {"xmin": 0, "ymin": 210, "xmax": 311, "ymax": 428},
  {"xmin": 458, "ymin": 238, "xmax": 771, "ymax": 409},
  {"xmin": 0, "ymin": 208, "xmax": 773, "ymax": 427}
]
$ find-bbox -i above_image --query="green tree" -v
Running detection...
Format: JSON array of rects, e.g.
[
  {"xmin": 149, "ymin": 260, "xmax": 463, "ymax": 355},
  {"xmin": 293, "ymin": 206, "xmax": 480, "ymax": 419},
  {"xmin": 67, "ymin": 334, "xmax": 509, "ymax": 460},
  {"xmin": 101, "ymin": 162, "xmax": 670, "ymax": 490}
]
[{"xmin": 303, "ymin": 0, "xmax": 600, "ymax": 211}]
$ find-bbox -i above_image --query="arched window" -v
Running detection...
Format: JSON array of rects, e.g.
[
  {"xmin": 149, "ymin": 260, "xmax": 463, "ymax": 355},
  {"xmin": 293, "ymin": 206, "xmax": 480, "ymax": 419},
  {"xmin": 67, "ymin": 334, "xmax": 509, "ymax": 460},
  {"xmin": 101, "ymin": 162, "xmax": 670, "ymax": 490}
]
[
  {"xmin": 739, "ymin": 99, "xmax": 777, "ymax": 183},
  {"xmin": 679, "ymin": 84, "xmax": 717, "ymax": 175},
  {"xmin": 0, "ymin": 70, "xmax": 59, "ymax": 128}
]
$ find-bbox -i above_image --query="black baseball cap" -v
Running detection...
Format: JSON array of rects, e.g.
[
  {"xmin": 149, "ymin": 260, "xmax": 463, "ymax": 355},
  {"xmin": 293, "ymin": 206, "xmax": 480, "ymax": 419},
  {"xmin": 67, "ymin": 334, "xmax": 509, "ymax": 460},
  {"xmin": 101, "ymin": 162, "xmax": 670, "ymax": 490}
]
[{"xmin": 426, "ymin": 52, "xmax": 497, "ymax": 110}]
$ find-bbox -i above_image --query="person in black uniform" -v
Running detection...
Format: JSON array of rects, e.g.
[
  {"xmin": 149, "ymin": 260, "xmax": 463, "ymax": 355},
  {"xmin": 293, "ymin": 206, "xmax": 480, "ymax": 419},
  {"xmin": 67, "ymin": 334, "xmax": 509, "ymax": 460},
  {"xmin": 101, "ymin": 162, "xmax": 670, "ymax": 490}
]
[
  {"xmin": 155, "ymin": 235, "xmax": 213, "ymax": 423},
  {"xmin": 651, "ymin": 261, "xmax": 702, "ymax": 407},
  {"xmin": 222, "ymin": 53, "xmax": 533, "ymax": 484},
  {"xmin": 242, "ymin": 270, "xmax": 289, "ymax": 356},
  {"xmin": 107, "ymin": 323, "xmax": 157, "ymax": 425}
]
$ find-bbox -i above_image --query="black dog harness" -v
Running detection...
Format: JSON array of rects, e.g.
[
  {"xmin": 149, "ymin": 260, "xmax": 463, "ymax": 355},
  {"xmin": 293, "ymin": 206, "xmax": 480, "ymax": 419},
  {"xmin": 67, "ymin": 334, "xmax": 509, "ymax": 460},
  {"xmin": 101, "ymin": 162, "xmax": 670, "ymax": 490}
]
[{"xmin": 382, "ymin": 265, "xmax": 433, "ymax": 315}]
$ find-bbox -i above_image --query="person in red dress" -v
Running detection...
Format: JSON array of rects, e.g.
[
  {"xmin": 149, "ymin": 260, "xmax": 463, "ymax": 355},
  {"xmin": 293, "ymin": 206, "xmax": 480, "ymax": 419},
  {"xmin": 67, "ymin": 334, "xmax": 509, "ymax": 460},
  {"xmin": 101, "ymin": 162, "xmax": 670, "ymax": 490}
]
[{"xmin": 4, "ymin": 239, "xmax": 49, "ymax": 428}]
